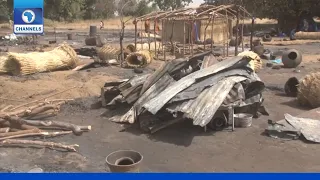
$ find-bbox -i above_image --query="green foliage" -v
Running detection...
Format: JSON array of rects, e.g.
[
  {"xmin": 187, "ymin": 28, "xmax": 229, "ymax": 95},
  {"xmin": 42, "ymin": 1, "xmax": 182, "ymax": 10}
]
[{"xmin": 152, "ymin": 0, "xmax": 192, "ymax": 10}]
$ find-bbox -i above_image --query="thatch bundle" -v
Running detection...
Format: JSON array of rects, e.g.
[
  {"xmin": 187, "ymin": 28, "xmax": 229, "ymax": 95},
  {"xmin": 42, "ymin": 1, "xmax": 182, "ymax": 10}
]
[
  {"xmin": 125, "ymin": 50, "xmax": 152, "ymax": 68},
  {"xmin": 97, "ymin": 44, "xmax": 120, "ymax": 61},
  {"xmin": 0, "ymin": 56, "xmax": 9, "ymax": 74},
  {"xmin": 295, "ymin": 32, "xmax": 320, "ymax": 40},
  {"xmin": 297, "ymin": 72, "xmax": 320, "ymax": 108},
  {"xmin": 5, "ymin": 43, "xmax": 78, "ymax": 75},
  {"xmin": 237, "ymin": 51, "xmax": 262, "ymax": 72}
]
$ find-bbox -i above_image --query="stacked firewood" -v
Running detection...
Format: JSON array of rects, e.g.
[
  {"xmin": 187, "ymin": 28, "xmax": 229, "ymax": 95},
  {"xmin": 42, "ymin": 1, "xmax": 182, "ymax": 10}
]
[{"xmin": 0, "ymin": 87, "xmax": 91, "ymax": 152}]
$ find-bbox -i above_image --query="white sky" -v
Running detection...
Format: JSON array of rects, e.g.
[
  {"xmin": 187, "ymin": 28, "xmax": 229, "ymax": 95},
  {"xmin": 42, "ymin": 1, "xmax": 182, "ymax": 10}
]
[{"xmin": 187, "ymin": 0, "xmax": 204, "ymax": 7}]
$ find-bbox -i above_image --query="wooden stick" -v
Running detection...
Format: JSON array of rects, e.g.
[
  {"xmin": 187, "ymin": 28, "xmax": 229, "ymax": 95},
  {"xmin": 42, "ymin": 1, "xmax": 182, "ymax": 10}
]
[
  {"xmin": 0, "ymin": 97, "xmax": 25, "ymax": 102},
  {"xmin": 10, "ymin": 86, "xmax": 78, "ymax": 111},
  {"xmin": 0, "ymin": 139, "xmax": 79, "ymax": 152},
  {"xmin": 235, "ymin": 7, "xmax": 240, "ymax": 56},
  {"xmin": 225, "ymin": 10, "xmax": 229, "ymax": 57},
  {"xmin": 1, "ymin": 105, "xmax": 13, "ymax": 112},
  {"xmin": 211, "ymin": 17, "xmax": 214, "ymax": 51},
  {"xmin": 0, "ymin": 129, "xmax": 41, "ymax": 138},
  {"xmin": 0, "ymin": 131, "xmax": 72, "ymax": 141},
  {"xmin": 183, "ymin": 20, "xmax": 186, "ymax": 55},
  {"xmin": 0, "ymin": 128, "xmax": 9, "ymax": 133},
  {"xmin": 5, "ymin": 116, "xmax": 91, "ymax": 136},
  {"xmin": 134, "ymin": 18, "xmax": 137, "ymax": 48}
]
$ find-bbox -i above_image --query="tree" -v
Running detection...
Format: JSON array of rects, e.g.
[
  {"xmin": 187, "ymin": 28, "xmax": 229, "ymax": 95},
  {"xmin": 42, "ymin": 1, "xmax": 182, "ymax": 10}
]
[{"xmin": 152, "ymin": 0, "xmax": 193, "ymax": 11}]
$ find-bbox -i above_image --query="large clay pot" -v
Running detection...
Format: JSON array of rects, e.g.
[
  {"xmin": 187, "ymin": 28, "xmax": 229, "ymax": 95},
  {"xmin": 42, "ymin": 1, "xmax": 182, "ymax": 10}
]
[
  {"xmin": 252, "ymin": 45, "xmax": 264, "ymax": 56},
  {"xmin": 106, "ymin": 150, "xmax": 143, "ymax": 172},
  {"xmin": 282, "ymin": 49, "xmax": 302, "ymax": 68}
]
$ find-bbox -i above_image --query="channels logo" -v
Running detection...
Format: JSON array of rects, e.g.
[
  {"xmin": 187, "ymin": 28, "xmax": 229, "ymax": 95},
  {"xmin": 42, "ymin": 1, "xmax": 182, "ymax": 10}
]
[
  {"xmin": 13, "ymin": 8, "xmax": 43, "ymax": 35},
  {"xmin": 21, "ymin": 9, "xmax": 36, "ymax": 24}
]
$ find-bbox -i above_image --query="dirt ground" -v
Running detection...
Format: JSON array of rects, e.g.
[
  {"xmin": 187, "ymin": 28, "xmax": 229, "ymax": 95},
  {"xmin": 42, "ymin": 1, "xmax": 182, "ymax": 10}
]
[{"xmin": 1, "ymin": 29, "xmax": 320, "ymax": 172}]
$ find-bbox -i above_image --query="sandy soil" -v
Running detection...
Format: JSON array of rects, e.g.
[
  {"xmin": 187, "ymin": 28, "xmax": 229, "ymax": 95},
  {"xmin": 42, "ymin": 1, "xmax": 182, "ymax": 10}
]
[{"xmin": 1, "ymin": 29, "xmax": 320, "ymax": 172}]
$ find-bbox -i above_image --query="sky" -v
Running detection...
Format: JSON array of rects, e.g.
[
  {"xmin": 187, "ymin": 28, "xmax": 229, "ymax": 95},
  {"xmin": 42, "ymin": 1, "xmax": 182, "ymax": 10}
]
[{"xmin": 187, "ymin": 0, "xmax": 204, "ymax": 7}]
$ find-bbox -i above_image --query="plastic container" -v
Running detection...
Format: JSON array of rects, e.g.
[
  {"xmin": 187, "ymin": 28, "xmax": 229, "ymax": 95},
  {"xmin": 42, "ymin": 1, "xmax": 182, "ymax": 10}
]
[{"xmin": 234, "ymin": 113, "xmax": 253, "ymax": 128}]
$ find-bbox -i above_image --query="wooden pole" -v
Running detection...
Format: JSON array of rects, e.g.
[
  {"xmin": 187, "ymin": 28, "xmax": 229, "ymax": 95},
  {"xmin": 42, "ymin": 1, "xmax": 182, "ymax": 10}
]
[
  {"xmin": 154, "ymin": 19, "xmax": 157, "ymax": 58},
  {"xmin": 162, "ymin": 20, "xmax": 165, "ymax": 60},
  {"xmin": 191, "ymin": 20, "xmax": 194, "ymax": 56},
  {"xmin": 163, "ymin": 20, "xmax": 166, "ymax": 61},
  {"xmin": 134, "ymin": 19, "xmax": 137, "ymax": 48},
  {"xmin": 211, "ymin": 17, "xmax": 214, "ymax": 51},
  {"xmin": 140, "ymin": 21, "xmax": 143, "ymax": 50},
  {"xmin": 241, "ymin": 11, "xmax": 245, "ymax": 52},
  {"xmin": 148, "ymin": 29, "xmax": 151, "ymax": 51},
  {"xmin": 235, "ymin": 7, "xmax": 240, "ymax": 56},
  {"xmin": 188, "ymin": 21, "xmax": 191, "ymax": 54},
  {"xmin": 250, "ymin": 17, "xmax": 254, "ymax": 50},
  {"xmin": 183, "ymin": 20, "xmax": 186, "ymax": 56},
  {"xmin": 225, "ymin": 10, "xmax": 229, "ymax": 57}
]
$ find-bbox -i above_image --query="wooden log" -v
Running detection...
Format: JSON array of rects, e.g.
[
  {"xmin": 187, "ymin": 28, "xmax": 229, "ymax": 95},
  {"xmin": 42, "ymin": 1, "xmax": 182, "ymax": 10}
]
[
  {"xmin": 0, "ymin": 128, "xmax": 9, "ymax": 133},
  {"xmin": 0, "ymin": 139, "xmax": 79, "ymax": 152},
  {"xmin": 0, "ymin": 130, "xmax": 72, "ymax": 141}
]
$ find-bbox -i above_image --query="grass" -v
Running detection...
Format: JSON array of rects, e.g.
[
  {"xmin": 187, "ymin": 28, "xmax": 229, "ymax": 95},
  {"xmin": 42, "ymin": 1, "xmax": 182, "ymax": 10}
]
[{"xmin": 46, "ymin": 17, "xmax": 136, "ymax": 30}]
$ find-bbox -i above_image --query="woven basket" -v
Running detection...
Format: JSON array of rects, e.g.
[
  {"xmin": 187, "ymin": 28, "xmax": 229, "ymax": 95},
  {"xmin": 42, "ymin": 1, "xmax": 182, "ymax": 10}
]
[
  {"xmin": 237, "ymin": 51, "xmax": 262, "ymax": 72},
  {"xmin": 297, "ymin": 72, "xmax": 320, "ymax": 108},
  {"xmin": 125, "ymin": 50, "xmax": 152, "ymax": 68},
  {"xmin": 97, "ymin": 44, "xmax": 120, "ymax": 61}
]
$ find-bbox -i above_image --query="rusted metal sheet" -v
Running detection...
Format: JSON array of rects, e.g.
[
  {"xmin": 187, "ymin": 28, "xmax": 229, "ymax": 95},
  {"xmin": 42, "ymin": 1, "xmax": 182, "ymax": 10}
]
[
  {"xmin": 184, "ymin": 76, "xmax": 247, "ymax": 127},
  {"xmin": 285, "ymin": 113, "xmax": 320, "ymax": 143},
  {"xmin": 143, "ymin": 56, "xmax": 250, "ymax": 115},
  {"xmin": 118, "ymin": 74, "xmax": 150, "ymax": 92},
  {"xmin": 168, "ymin": 69, "xmax": 251, "ymax": 104},
  {"xmin": 201, "ymin": 55, "xmax": 218, "ymax": 69},
  {"xmin": 119, "ymin": 73, "xmax": 175, "ymax": 123},
  {"xmin": 140, "ymin": 59, "xmax": 186, "ymax": 95},
  {"xmin": 223, "ymin": 82, "xmax": 245, "ymax": 105}
]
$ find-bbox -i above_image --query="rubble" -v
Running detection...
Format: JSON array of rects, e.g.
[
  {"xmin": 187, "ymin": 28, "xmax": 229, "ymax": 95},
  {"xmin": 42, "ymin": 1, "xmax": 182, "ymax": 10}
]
[
  {"xmin": 101, "ymin": 51, "xmax": 268, "ymax": 133},
  {"xmin": 266, "ymin": 109, "xmax": 320, "ymax": 143},
  {"xmin": 0, "ymin": 87, "xmax": 91, "ymax": 152}
]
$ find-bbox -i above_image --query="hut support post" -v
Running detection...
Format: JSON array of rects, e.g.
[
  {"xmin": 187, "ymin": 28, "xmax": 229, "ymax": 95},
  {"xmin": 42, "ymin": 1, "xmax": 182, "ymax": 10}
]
[
  {"xmin": 154, "ymin": 19, "xmax": 157, "ymax": 58},
  {"xmin": 148, "ymin": 30, "xmax": 151, "ymax": 51},
  {"xmin": 183, "ymin": 20, "xmax": 186, "ymax": 55},
  {"xmin": 203, "ymin": 19, "xmax": 210, "ymax": 50},
  {"xmin": 250, "ymin": 17, "xmax": 254, "ymax": 50},
  {"xmin": 140, "ymin": 21, "xmax": 143, "ymax": 50},
  {"xmin": 163, "ymin": 20, "xmax": 166, "ymax": 61},
  {"xmin": 211, "ymin": 17, "xmax": 214, "ymax": 51},
  {"xmin": 241, "ymin": 11, "xmax": 245, "ymax": 52},
  {"xmin": 235, "ymin": 7, "xmax": 240, "ymax": 56},
  {"xmin": 191, "ymin": 20, "xmax": 194, "ymax": 56},
  {"xmin": 134, "ymin": 19, "xmax": 137, "ymax": 48},
  {"xmin": 225, "ymin": 10, "xmax": 229, "ymax": 57}
]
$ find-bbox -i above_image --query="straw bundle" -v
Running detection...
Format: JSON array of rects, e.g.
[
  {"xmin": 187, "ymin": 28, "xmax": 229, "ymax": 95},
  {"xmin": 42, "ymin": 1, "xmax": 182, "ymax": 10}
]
[
  {"xmin": 0, "ymin": 56, "xmax": 9, "ymax": 74},
  {"xmin": 97, "ymin": 44, "xmax": 120, "ymax": 61},
  {"xmin": 297, "ymin": 72, "xmax": 320, "ymax": 108},
  {"xmin": 237, "ymin": 51, "xmax": 262, "ymax": 72},
  {"xmin": 6, "ymin": 43, "xmax": 78, "ymax": 75},
  {"xmin": 127, "ymin": 42, "xmax": 162, "ymax": 52},
  {"xmin": 295, "ymin": 32, "xmax": 320, "ymax": 40},
  {"xmin": 125, "ymin": 50, "xmax": 152, "ymax": 68}
]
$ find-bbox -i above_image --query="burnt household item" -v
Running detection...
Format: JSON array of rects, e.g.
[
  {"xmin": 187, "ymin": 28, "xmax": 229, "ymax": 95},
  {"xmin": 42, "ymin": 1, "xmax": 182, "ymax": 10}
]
[
  {"xmin": 67, "ymin": 33, "xmax": 73, "ymax": 40},
  {"xmin": 208, "ymin": 111, "xmax": 227, "ymax": 131},
  {"xmin": 262, "ymin": 34, "xmax": 272, "ymax": 42},
  {"xmin": 282, "ymin": 49, "xmax": 302, "ymax": 68},
  {"xmin": 106, "ymin": 150, "xmax": 143, "ymax": 172},
  {"xmin": 49, "ymin": 40, "xmax": 56, "ymax": 44},
  {"xmin": 85, "ymin": 36, "xmax": 97, "ymax": 46},
  {"xmin": 284, "ymin": 77, "xmax": 299, "ymax": 97},
  {"xmin": 234, "ymin": 113, "xmax": 253, "ymax": 128},
  {"xmin": 89, "ymin": 25, "xmax": 97, "ymax": 37},
  {"xmin": 252, "ymin": 45, "xmax": 264, "ymax": 56}
]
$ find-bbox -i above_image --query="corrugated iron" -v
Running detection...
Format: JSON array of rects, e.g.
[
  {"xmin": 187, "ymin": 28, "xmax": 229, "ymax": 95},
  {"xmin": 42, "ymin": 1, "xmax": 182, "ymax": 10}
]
[{"xmin": 143, "ymin": 56, "xmax": 250, "ymax": 115}]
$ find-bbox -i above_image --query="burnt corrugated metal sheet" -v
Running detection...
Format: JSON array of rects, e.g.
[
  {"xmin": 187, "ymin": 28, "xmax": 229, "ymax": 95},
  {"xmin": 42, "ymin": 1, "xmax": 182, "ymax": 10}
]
[
  {"xmin": 119, "ymin": 73, "xmax": 176, "ymax": 123},
  {"xmin": 168, "ymin": 69, "xmax": 252, "ymax": 104},
  {"xmin": 183, "ymin": 76, "xmax": 247, "ymax": 127},
  {"xmin": 143, "ymin": 56, "xmax": 250, "ymax": 115}
]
